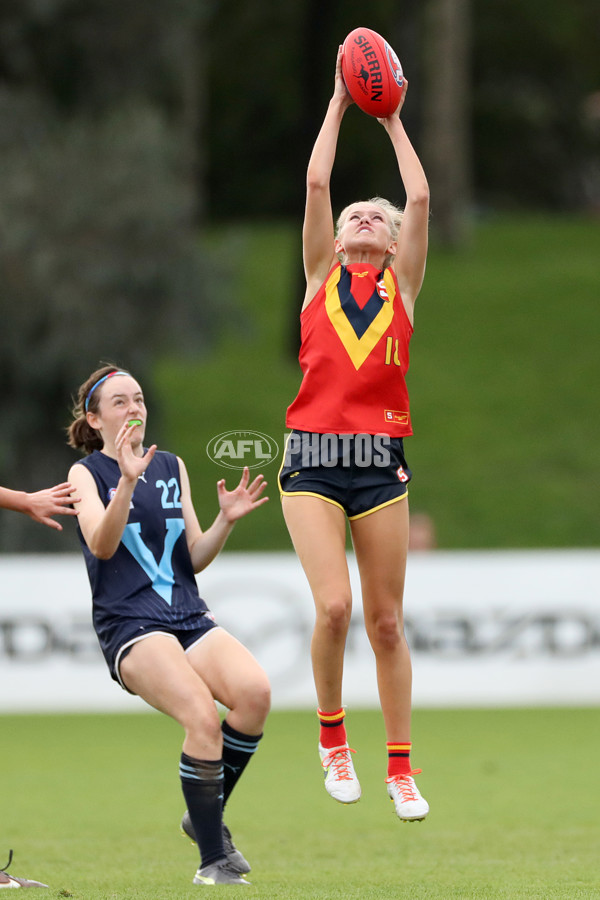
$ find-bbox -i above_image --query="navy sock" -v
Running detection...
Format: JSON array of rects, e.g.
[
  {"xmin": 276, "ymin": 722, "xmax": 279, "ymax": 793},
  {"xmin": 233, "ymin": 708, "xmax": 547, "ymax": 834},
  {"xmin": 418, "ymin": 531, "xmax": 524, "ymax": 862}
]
[
  {"xmin": 179, "ymin": 753, "xmax": 225, "ymax": 868},
  {"xmin": 222, "ymin": 720, "xmax": 263, "ymax": 807}
]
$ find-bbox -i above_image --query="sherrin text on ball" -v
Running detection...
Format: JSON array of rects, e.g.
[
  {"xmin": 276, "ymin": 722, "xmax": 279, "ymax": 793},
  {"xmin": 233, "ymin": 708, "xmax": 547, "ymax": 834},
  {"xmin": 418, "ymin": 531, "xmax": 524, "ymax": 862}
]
[{"xmin": 341, "ymin": 27, "xmax": 404, "ymax": 118}]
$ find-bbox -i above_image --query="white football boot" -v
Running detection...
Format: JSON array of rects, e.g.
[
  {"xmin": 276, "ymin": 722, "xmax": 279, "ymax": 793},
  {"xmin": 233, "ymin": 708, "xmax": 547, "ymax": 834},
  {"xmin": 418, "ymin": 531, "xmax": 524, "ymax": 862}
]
[
  {"xmin": 386, "ymin": 770, "xmax": 429, "ymax": 821},
  {"xmin": 319, "ymin": 744, "xmax": 361, "ymax": 804}
]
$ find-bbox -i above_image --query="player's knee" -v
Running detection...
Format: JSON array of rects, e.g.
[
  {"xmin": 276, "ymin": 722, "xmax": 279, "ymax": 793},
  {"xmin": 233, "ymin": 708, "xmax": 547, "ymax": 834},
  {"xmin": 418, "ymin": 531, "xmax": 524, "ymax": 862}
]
[
  {"xmin": 184, "ymin": 700, "xmax": 222, "ymax": 748},
  {"xmin": 249, "ymin": 681, "xmax": 271, "ymax": 728},
  {"xmin": 318, "ymin": 595, "xmax": 352, "ymax": 638},
  {"xmin": 367, "ymin": 611, "xmax": 403, "ymax": 653},
  {"xmin": 254, "ymin": 675, "xmax": 271, "ymax": 719},
  {"xmin": 235, "ymin": 672, "xmax": 271, "ymax": 725}
]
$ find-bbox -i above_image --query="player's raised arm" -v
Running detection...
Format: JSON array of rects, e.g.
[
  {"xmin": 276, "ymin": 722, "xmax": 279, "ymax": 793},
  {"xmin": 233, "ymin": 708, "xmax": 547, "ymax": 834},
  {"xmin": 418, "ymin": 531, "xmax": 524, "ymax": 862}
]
[
  {"xmin": 180, "ymin": 461, "xmax": 268, "ymax": 573},
  {"xmin": 380, "ymin": 84, "xmax": 430, "ymax": 320},
  {"xmin": 302, "ymin": 47, "xmax": 353, "ymax": 309},
  {"xmin": 67, "ymin": 459, "xmax": 137, "ymax": 560}
]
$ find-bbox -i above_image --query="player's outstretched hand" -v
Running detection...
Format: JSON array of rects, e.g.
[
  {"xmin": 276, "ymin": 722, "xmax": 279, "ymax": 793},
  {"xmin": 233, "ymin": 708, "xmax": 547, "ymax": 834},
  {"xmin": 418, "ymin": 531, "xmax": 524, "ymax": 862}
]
[
  {"xmin": 114, "ymin": 420, "xmax": 157, "ymax": 484},
  {"xmin": 25, "ymin": 482, "xmax": 80, "ymax": 531},
  {"xmin": 217, "ymin": 466, "xmax": 269, "ymax": 524}
]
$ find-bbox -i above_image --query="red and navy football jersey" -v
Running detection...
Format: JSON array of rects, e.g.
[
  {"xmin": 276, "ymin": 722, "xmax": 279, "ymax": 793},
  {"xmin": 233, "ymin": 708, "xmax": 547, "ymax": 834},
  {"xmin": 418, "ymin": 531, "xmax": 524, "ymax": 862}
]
[{"xmin": 286, "ymin": 262, "xmax": 414, "ymax": 436}]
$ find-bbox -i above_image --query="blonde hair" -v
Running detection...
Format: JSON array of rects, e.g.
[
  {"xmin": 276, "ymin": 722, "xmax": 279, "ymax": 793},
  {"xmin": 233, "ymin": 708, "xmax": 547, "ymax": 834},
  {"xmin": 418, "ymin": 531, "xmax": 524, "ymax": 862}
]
[
  {"xmin": 335, "ymin": 197, "xmax": 404, "ymax": 269},
  {"xmin": 67, "ymin": 364, "xmax": 132, "ymax": 455}
]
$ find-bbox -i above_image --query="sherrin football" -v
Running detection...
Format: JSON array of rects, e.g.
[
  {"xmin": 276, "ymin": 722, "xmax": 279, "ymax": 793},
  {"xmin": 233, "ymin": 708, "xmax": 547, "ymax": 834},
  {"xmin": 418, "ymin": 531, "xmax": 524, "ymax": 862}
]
[{"xmin": 341, "ymin": 27, "xmax": 404, "ymax": 118}]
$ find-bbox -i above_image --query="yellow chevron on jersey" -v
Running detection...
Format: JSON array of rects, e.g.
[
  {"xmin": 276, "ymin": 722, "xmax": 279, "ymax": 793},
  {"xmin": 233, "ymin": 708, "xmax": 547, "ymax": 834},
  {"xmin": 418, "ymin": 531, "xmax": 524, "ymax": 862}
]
[{"xmin": 324, "ymin": 265, "xmax": 396, "ymax": 370}]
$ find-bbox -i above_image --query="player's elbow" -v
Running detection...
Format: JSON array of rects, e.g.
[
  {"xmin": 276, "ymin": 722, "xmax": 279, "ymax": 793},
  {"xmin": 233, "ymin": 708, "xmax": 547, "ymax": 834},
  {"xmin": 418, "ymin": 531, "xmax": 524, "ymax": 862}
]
[
  {"xmin": 88, "ymin": 539, "xmax": 117, "ymax": 560},
  {"xmin": 306, "ymin": 173, "xmax": 330, "ymax": 195},
  {"xmin": 407, "ymin": 182, "xmax": 430, "ymax": 208},
  {"xmin": 92, "ymin": 548, "xmax": 115, "ymax": 561}
]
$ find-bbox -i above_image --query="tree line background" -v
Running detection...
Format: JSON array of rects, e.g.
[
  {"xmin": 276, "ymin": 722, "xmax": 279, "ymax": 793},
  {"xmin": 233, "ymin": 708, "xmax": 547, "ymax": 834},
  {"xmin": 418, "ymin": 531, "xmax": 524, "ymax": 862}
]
[{"xmin": 1, "ymin": 0, "xmax": 599, "ymax": 550}]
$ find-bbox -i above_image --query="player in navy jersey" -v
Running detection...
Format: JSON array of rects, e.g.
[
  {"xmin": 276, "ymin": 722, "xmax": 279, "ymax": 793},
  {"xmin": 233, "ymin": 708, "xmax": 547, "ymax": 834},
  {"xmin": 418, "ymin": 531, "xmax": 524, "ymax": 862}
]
[
  {"xmin": 280, "ymin": 47, "xmax": 430, "ymax": 821},
  {"xmin": 67, "ymin": 365, "xmax": 270, "ymax": 886}
]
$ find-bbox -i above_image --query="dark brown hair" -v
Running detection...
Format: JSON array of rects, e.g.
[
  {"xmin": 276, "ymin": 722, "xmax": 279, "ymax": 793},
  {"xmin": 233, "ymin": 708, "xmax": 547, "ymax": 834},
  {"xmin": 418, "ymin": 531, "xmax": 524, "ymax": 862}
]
[{"xmin": 66, "ymin": 364, "xmax": 131, "ymax": 455}]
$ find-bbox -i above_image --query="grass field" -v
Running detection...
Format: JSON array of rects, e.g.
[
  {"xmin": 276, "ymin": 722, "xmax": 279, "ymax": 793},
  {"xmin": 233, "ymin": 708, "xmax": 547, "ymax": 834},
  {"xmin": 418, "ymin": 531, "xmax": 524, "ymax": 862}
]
[{"xmin": 2, "ymin": 708, "xmax": 599, "ymax": 898}]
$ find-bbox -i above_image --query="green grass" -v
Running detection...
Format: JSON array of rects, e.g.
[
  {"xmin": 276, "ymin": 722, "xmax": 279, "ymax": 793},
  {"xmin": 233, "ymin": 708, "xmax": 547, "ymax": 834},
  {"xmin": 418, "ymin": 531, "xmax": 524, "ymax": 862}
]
[
  {"xmin": 154, "ymin": 214, "xmax": 600, "ymax": 551},
  {"xmin": 3, "ymin": 708, "xmax": 599, "ymax": 898}
]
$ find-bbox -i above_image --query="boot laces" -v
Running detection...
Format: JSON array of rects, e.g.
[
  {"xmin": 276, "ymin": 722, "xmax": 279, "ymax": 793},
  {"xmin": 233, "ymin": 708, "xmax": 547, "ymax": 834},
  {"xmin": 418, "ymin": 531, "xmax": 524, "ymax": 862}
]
[
  {"xmin": 322, "ymin": 746, "xmax": 356, "ymax": 781},
  {"xmin": 385, "ymin": 769, "xmax": 423, "ymax": 800}
]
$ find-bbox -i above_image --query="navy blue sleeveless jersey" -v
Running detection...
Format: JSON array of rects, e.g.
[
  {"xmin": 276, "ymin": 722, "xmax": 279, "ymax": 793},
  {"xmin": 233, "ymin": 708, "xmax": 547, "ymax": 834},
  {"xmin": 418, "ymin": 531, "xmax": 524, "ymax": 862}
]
[{"xmin": 75, "ymin": 450, "xmax": 213, "ymax": 662}]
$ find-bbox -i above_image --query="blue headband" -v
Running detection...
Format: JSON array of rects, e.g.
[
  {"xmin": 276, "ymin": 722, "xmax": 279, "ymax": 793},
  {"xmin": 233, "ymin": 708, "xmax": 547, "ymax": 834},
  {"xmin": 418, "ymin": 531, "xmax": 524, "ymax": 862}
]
[{"xmin": 85, "ymin": 371, "xmax": 129, "ymax": 411}]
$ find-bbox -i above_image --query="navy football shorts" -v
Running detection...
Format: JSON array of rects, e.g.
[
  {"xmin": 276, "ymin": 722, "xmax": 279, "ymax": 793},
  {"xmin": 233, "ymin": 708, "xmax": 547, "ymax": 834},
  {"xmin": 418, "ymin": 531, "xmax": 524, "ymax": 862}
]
[
  {"xmin": 278, "ymin": 430, "xmax": 412, "ymax": 519},
  {"xmin": 99, "ymin": 613, "xmax": 220, "ymax": 692}
]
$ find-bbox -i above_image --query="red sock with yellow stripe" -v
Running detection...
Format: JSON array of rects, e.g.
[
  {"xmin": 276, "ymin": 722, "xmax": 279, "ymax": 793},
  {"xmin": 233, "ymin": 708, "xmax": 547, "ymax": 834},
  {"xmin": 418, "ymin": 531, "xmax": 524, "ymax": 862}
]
[
  {"xmin": 387, "ymin": 741, "xmax": 412, "ymax": 776},
  {"xmin": 318, "ymin": 707, "xmax": 347, "ymax": 749}
]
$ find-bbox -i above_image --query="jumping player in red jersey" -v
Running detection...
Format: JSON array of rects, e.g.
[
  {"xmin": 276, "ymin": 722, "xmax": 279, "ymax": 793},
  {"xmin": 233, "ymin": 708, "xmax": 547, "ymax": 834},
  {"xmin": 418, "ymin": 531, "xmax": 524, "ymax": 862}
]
[
  {"xmin": 67, "ymin": 365, "xmax": 270, "ymax": 885},
  {"xmin": 280, "ymin": 47, "xmax": 430, "ymax": 821}
]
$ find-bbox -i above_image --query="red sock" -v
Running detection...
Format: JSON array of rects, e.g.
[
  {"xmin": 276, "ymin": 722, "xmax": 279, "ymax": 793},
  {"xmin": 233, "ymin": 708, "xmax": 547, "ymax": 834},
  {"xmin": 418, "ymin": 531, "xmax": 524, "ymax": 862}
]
[
  {"xmin": 318, "ymin": 707, "xmax": 347, "ymax": 749},
  {"xmin": 387, "ymin": 741, "xmax": 412, "ymax": 776}
]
